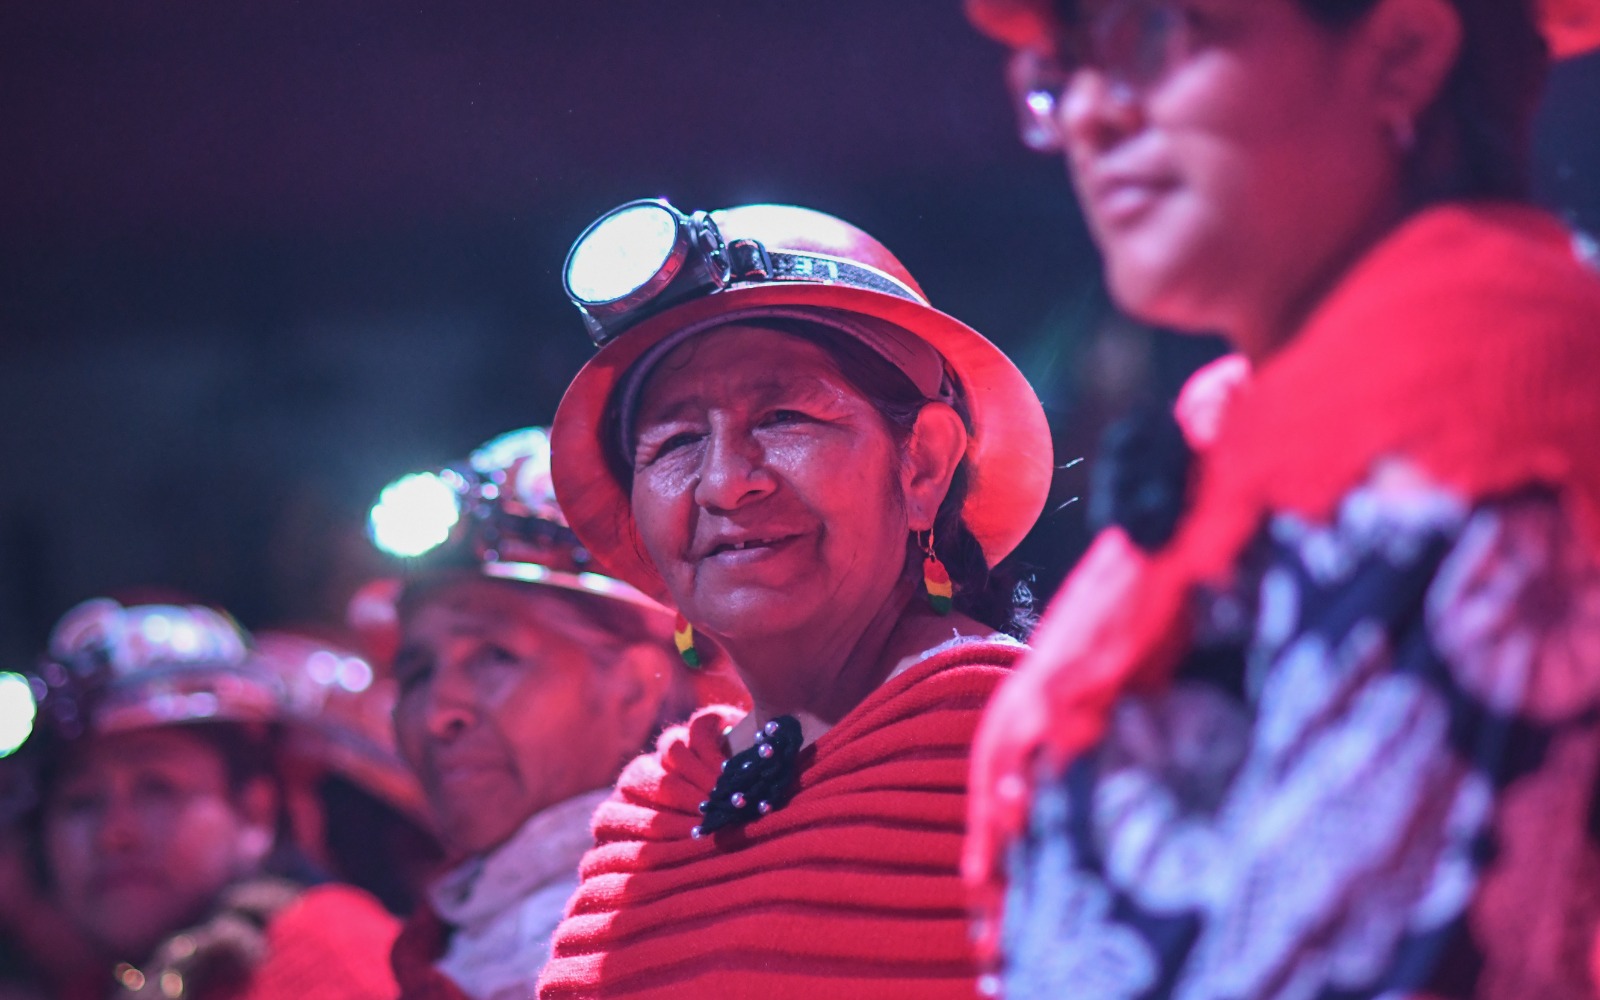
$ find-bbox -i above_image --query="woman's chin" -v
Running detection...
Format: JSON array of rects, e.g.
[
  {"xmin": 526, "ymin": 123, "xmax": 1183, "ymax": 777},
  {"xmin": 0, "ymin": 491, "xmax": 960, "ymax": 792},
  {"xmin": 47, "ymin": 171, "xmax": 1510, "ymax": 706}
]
[
  {"xmin": 1104, "ymin": 256, "xmax": 1225, "ymax": 336},
  {"xmin": 685, "ymin": 589, "xmax": 816, "ymax": 645}
]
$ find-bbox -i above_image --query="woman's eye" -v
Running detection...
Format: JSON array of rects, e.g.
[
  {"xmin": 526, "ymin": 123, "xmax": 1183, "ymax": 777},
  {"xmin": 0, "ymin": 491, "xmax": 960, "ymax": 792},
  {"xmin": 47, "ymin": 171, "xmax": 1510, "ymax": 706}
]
[
  {"xmin": 393, "ymin": 651, "xmax": 433, "ymax": 691},
  {"xmin": 658, "ymin": 431, "xmax": 700, "ymax": 454},
  {"xmin": 396, "ymin": 665, "xmax": 430, "ymax": 692},
  {"xmin": 473, "ymin": 643, "xmax": 522, "ymax": 669},
  {"xmin": 764, "ymin": 409, "xmax": 807, "ymax": 426},
  {"xmin": 57, "ymin": 792, "xmax": 102, "ymax": 816},
  {"xmin": 638, "ymin": 429, "xmax": 702, "ymax": 466},
  {"xmin": 133, "ymin": 777, "xmax": 182, "ymax": 803},
  {"xmin": 1174, "ymin": 0, "xmax": 1229, "ymax": 37}
]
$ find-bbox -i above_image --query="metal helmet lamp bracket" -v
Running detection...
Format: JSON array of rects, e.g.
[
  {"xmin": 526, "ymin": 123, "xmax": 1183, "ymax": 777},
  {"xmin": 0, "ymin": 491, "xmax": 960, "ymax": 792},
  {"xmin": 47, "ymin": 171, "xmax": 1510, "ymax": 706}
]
[
  {"xmin": 564, "ymin": 199, "xmax": 732, "ymax": 346},
  {"xmin": 563, "ymin": 197, "xmax": 926, "ymax": 346}
]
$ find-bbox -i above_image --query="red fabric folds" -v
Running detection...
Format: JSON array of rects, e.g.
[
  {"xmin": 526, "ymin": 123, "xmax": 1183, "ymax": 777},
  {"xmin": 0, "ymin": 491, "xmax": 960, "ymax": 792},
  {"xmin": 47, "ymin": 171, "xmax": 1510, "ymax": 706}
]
[
  {"xmin": 966, "ymin": 202, "xmax": 1600, "ymax": 950},
  {"xmin": 239, "ymin": 885, "xmax": 401, "ymax": 1000},
  {"xmin": 1542, "ymin": 0, "xmax": 1600, "ymax": 58},
  {"xmin": 391, "ymin": 906, "xmax": 473, "ymax": 1000},
  {"xmin": 537, "ymin": 641, "xmax": 1020, "ymax": 1000}
]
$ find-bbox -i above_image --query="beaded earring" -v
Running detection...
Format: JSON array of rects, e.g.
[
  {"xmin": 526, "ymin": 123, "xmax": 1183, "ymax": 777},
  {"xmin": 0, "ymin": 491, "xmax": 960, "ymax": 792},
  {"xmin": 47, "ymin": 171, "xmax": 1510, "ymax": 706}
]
[
  {"xmin": 920, "ymin": 530, "xmax": 953, "ymax": 615},
  {"xmin": 673, "ymin": 614, "xmax": 702, "ymax": 668}
]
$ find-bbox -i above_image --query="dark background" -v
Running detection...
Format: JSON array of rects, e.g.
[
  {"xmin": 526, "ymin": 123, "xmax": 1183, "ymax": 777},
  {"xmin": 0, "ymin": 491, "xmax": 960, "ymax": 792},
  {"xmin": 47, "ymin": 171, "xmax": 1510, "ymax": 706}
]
[{"xmin": 1, "ymin": 3, "xmax": 1596, "ymax": 663}]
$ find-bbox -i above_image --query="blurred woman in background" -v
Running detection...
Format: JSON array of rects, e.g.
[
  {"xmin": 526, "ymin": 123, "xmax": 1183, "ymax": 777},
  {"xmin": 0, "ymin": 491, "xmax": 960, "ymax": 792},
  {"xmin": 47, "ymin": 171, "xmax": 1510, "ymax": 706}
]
[
  {"xmin": 961, "ymin": 0, "xmax": 1600, "ymax": 996},
  {"xmin": 23, "ymin": 599, "xmax": 399, "ymax": 1000},
  {"xmin": 363, "ymin": 427, "xmax": 738, "ymax": 1000}
]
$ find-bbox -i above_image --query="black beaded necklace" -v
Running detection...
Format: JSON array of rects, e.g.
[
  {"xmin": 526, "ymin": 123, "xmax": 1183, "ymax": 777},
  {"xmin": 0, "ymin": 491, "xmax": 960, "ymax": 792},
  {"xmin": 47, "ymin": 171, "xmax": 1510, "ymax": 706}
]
[{"xmin": 692, "ymin": 715, "xmax": 804, "ymax": 838}]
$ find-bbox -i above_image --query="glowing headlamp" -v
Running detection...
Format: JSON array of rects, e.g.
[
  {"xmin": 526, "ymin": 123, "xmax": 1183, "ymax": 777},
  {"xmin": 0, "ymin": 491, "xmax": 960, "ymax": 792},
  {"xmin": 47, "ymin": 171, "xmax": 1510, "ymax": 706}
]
[
  {"xmin": 366, "ymin": 428, "xmax": 576, "ymax": 566},
  {"xmin": 0, "ymin": 672, "xmax": 37, "ymax": 758},
  {"xmin": 368, "ymin": 471, "xmax": 465, "ymax": 559},
  {"xmin": 563, "ymin": 198, "xmax": 926, "ymax": 346}
]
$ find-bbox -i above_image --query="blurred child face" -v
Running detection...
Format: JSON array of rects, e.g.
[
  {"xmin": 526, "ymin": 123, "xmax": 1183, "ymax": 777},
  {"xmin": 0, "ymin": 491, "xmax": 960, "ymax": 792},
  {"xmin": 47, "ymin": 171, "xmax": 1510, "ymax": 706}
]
[{"xmin": 43, "ymin": 727, "xmax": 274, "ymax": 961}]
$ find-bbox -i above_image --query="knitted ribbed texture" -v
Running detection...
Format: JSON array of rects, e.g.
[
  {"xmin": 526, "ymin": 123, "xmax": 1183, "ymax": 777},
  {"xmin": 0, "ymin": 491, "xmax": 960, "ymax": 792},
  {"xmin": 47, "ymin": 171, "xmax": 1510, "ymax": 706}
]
[
  {"xmin": 966, "ymin": 201, "xmax": 1600, "ymax": 943},
  {"xmin": 537, "ymin": 641, "xmax": 1020, "ymax": 1000}
]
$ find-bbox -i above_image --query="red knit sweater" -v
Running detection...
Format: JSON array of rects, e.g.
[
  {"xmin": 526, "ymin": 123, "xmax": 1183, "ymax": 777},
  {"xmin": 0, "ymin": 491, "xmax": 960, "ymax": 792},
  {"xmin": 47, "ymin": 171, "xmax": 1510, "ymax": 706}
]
[{"xmin": 537, "ymin": 640, "xmax": 1020, "ymax": 1000}]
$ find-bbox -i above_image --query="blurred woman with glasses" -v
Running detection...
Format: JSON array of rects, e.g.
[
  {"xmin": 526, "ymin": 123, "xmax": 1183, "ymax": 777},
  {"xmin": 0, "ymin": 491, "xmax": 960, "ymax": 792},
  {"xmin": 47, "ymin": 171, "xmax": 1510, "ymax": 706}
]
[{"xmin": 961, "ymin": 1, "xmax": 1600, "ymax": 996}]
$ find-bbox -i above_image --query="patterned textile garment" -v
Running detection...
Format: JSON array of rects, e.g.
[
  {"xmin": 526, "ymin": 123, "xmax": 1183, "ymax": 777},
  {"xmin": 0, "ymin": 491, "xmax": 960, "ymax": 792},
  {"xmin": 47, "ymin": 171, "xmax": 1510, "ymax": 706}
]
[
  {"xmin": 1001, "ymin": 465, "xmax": 1600, "ymax": 1000},
  {"xmin": 537, "ymin": 639, "xmax": 1021, "ymax": 1000},
  {"xmin": 966, "ymin": 202, "xmax": 1600, "ymax": 1000}
]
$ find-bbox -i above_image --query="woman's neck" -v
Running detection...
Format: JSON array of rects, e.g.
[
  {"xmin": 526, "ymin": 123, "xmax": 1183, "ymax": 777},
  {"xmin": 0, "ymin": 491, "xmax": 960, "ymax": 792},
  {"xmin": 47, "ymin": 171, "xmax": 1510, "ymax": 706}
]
[
  {"xmin": 717, "ymin": 575, "xmax": 987, "ymax": 752},
  {"xmin": 1232, "ymin": 192, "xmax": 1410, "ymax": 365}
]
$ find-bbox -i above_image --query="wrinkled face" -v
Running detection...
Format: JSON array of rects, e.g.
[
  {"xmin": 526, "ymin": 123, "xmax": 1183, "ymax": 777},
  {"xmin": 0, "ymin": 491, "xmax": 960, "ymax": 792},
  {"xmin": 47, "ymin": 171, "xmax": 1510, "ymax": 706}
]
[
  {"xmin": 1048, "ymin": 0, "xmax": 1393, "ymax": 342},
  {"xmin": 392, "ymin": 578, "xmax": 639, "ymax": 857},
  {"xmin": 628, "ymin": 326, "xmax": 913, "ymax": 644},
  {"xmin": 44, "ymin": 728, "xmax": 270, "ymax": 961}
]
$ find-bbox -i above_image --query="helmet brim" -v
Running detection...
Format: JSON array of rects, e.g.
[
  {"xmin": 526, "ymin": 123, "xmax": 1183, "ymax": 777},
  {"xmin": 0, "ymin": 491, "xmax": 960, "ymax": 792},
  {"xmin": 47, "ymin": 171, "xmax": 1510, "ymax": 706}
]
[{"xmin": 550, "ymin": 281, "xmax": 1054, "ymax": 605}]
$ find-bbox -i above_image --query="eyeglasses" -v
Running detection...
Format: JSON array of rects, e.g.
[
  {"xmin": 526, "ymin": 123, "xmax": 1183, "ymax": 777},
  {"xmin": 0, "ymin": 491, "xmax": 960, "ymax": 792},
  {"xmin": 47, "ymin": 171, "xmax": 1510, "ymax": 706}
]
[{"xmin": 1011, "ymin": 0, "xmax": 1189, "ymax": 151}]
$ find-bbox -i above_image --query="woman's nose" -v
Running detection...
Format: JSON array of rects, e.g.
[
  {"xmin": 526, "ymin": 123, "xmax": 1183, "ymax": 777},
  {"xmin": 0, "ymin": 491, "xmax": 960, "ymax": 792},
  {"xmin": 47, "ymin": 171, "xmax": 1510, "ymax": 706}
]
[
  {"xmin": 693, "ymin": 431, "xmax": 775, "ymax": 512},
  {"xmin": 91, "ymin": 795, "xmax": 143, "ymax": 853},
  {"xmin": 1058, "ymin": 68, "xmax": 1145, "ymax": 157},
  {"xmin": 423, "ymin": 670, "xmax": 477, "ymax": 743}
]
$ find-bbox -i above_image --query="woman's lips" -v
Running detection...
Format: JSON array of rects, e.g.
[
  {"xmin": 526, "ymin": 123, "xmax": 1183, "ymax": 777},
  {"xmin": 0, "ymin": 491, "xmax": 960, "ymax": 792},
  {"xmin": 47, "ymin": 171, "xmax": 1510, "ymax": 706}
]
[
  {"xmin": 1090, "ymin": 175, "xmax": 1177, "ymax": 228},
  {"xmin": 431, "ymin": 754, "xmax": 512, "ymax": 791},
  {"xmin": 701, "ymin": 534, "xmax": 801, "ymax": 567}
]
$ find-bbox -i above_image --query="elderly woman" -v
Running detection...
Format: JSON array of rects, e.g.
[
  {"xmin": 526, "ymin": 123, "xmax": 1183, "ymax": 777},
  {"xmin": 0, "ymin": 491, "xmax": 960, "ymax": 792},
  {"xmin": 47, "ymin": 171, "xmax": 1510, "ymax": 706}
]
[
  {"xmin": 960, "ymin": 1, "xmax": 1600, "ymax": 997},
  {"xmin": 534, "ymin": 200, "xmax": 1053, "ymax": 998},
  {"xmin": 361, "ymin": 428, "xmax": 736, "ymax": 1000}
]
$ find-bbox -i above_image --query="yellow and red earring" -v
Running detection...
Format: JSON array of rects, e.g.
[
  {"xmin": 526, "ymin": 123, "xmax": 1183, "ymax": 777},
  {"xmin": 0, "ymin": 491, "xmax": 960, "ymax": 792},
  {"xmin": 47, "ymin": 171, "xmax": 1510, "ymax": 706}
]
[
  {"xmin": 674, "ymin": 613, "xmax": 702, "ymax": 668},
  {"xmin": 920, "ymin": 530, "xmax": 953, "ymax": 615}
]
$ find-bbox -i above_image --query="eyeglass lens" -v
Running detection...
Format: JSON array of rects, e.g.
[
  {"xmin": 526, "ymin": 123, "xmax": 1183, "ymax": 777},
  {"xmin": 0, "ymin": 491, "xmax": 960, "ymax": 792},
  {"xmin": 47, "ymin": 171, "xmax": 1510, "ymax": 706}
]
[
  {"xmin": 1091, "ymin": 0, "xmax": 1182, "ymax": 91},
  {"xmin": 1010, "ymin": 0, "xmax": 1186, "ymax": 149}
]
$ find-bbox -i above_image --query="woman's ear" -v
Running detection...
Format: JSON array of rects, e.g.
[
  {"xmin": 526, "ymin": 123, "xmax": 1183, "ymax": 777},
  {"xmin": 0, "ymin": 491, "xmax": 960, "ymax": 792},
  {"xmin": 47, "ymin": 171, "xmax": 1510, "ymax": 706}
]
[
  {"xmin": 600, "ymin": 643, "xmax": 674, "ymax": 751},
  {"xmin": 1363, "ymin": 0, "xmax": 1463, "ymax": 129},
  {"xmin": 902, "ymin": 403, "xmax": 969, "ymax": 532}
]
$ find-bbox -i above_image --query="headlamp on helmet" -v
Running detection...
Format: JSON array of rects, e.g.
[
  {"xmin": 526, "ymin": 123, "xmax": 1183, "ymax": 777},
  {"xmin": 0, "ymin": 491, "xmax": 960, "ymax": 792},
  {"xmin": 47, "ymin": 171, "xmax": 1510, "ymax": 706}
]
[
  {"xmin": 563, "ymin": 198, "xmax": 926, "ymax": 346},
  {"xmin": 0, "ymin": 672, "xmax": 37, "ymax": 758},
  {"xmin": 366, "ymin": 427, "xmax": 596, "ymax": 573},
  {"xmin": 364, "ymin": 427, "xmax": 671, "ymax": 630},
  {"xmin": 368, "ymin": 471, "xmax": 464, "ymax": 559}
]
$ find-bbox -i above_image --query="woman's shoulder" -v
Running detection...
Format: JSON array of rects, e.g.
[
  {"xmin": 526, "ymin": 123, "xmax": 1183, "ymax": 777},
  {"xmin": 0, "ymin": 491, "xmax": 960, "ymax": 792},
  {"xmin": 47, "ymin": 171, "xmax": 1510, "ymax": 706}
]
[
  {"xmin": 882, "ymin": 632, "xmax": 1027, "ymax": 698},
  {"xmin": 594, "ymin": 640, "xmax": 1022, "ymax": 837},
  {"xmin": 269, "ymin": 882, "xmax": 399, "ymax": 939},
  {"xmin": 1336, "ymin": 202, "xmax": 1600, "ymax": 339},
  {"xmin": 906, "ymin": 632, "xmax": 1029, "ymax": 670},
  {"xmin": 248, "ymin": 883, "xmax": 400, "ymax": 999},
  {"xmin": 814, "ymin": 634, "xmax": 1023, "ymax": 758}
]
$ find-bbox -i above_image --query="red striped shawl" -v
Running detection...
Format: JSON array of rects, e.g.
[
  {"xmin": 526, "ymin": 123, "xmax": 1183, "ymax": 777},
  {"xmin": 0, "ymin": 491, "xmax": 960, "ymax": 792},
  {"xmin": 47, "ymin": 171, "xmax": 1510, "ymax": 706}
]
[{"xmin": 537, "ymin": 640, "xmax": 1020, "ymax": 1000}]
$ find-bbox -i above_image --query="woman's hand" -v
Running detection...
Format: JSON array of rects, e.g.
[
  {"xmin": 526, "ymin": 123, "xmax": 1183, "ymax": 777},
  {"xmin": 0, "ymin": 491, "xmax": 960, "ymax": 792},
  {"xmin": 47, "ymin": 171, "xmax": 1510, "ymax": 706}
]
[
  {"xmin": 964, "ymin": 527, "xmax": 1155, "ymax": 961},
  {"xmin": 965, "ymin": 356, "xmax": 1248, "ymax": 957}
]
